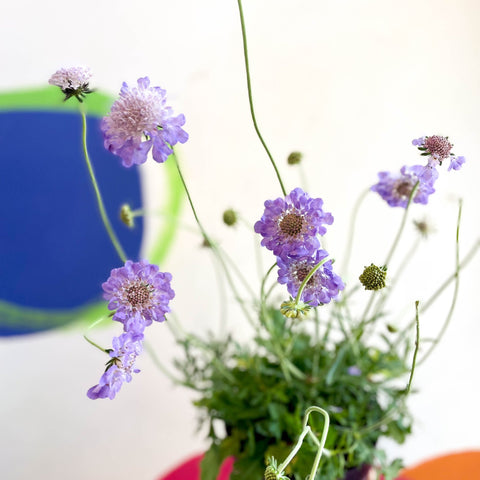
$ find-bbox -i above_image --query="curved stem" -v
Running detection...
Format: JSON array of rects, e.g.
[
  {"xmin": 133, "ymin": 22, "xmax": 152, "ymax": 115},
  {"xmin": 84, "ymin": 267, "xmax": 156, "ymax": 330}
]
[
  {"xmin": 171, "ymin": 151, "xmax": 256, "ymax": 327},
  {"xmin": 236, "ymin": 0, "xmax": 287, "ymax": 196},
  {"xmin": 418, "ymin": 200, "xmax": 462, "ymax": 365},
  {"xmin": 294, "ymin": 257, "xmax": 329, "ymax": 306},
  {"xmin": 303, "ymin": 406, "xmax": 330, "ymax": 480},
  {"xmin": 384, "ymin": 181, "xmax": 419, "ymax": 266},
  {"xmin": 80, "ymin": 109, "xmax": 127, "ymax": 263},
  {"xmin": 341, "ymin": 188, "xmax": 370, "ymax": 276}
]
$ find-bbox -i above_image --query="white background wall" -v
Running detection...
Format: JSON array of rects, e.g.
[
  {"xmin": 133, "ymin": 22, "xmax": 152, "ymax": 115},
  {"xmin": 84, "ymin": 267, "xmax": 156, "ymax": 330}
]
[{"xmin": 1, "ymin": 1, "xmax": 479, "ymax": 479}]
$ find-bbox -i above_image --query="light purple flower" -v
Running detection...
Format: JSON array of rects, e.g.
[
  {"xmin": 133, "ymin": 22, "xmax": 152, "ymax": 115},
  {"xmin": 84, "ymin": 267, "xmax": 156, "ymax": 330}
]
[
  {"xmin": 448, "ymin": 155, "xmax": 465, "ymax": 171},
  {"xmin": 48, "ymin": 66, "xmax": 93, "ymax": 102},
  {"xmin": 277, "ymin": 249, "xmax": 344, "ymax": 306},
  {"xmin": 254, "ymin": 188, "xmax": 333, "ymax": 259},
  {"xmin": 347, "ymin": 366, "xmax": 362, "ymax": 376},
  {"xmin": 413, "ymin": 135, "xmax": 465, "ymax": 173},
  {"xmin": 101, "ymin": 77, "xmax": 188, "ymax": 167},
  {"xmin": 102, "ymin": 260, "xmax": 175, "ymax": 336},
  {"xmin": 371, "ymin": 165, "xmax": 436, "ymax": 208},
  {"xmin": 87, "ymin": 332, "xmax": 142, "ymax": 400}
]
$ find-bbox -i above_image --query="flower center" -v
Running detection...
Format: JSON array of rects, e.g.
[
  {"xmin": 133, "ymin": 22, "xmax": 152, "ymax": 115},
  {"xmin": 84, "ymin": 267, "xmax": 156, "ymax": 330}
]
[
  {"xmin": 125, "ymin": 281, "xmax": 153, "ymax": 308},
  {"xmin": 296, "ymin": 265, "xmax": 311, "ymax": 283},
  {"xmin": 279, "ymin": 212, "xmax": 304, "ymax": 237},
  {"xmin": 394, "ymin": 180, "xmax": 413, "ymax": 198},
  {"xmin": 424, "ymin": 135, "xmax": 452, "ymax": 160}
]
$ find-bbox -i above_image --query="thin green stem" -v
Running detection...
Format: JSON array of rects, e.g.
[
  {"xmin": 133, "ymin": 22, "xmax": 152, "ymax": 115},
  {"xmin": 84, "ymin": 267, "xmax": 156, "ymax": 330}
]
[
  {"xmin": 294, "ymin": 257, "xmax": 329, "ymax": 306},
  {"xmin": 278, "ymin": 426, "xmax": 312, "ymax": 473},
  {"xmin": 80, "ymin": 109, "xmax": 127, "ymax": 263},
  {"xmin": 417, "ymin": 201, "xmax": 462, "ymax": 365},
  {"xmin": 303, "ymin": 406, "xmax": 330, "ymax": 480},
  {"xmin": 236, "ymin": 0, "xmax": 287, "ymax": 196},
  {"xmin": 171, "ymin": 151, "xmax": 256, "ymax": 328},
  {"xmin": 83, "ymin": 334, "xmax": 108, "ymax": 354},
  {"xmin": 384, "ymin": 181, "xmax": 419, "ymax": 266},
  {"xmin": 341, "ymin": 188, "xmax": 370, "ymax": 276},
  {"xmin": 144, "ymin": 341, "xmax": 184, "ymax": 385}
]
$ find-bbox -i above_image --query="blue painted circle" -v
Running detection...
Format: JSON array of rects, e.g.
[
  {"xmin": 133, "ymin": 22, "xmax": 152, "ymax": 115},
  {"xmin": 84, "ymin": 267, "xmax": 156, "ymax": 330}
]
[{"xmin": 0, "ymin": 111, "xmax": 143, "ymax": 335}]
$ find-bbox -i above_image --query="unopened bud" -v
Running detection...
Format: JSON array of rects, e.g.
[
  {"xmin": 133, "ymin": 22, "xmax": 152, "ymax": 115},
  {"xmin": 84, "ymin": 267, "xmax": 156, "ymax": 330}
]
[
  {"xmin": 222, "ymin": 209, "xmax": 237, "ymax": 226},
  {"xmin": 280, "ymin": 298, "xmax": 311, "ymax": 319},
  {"xmin": 120, "ymin": 204, "xmax": 135, "ymax": 228},
  {"xmin": 359, "ymin": 264, "xmax": 387, "ymax": 291},
  {"xmin": 287, "ymin": 151, "xmax": 303, "ymax": 165}
]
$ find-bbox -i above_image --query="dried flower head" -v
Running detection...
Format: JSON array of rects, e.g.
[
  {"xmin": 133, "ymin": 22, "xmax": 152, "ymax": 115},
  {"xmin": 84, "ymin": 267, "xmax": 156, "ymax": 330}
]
[
  {"xmin": 102, "ymin": 260, "xmax": 175, "ymax": 336},
  {"xmin": 101, "ymin": 77, "xmax": 188, "ymax": 167},
  {"xmin": 359, "ymin": 264, "xmax": 387, "ymax": 291},
  {"xmin": 254, "ymin": 188, "xmax": 333, "ymax": 259}
]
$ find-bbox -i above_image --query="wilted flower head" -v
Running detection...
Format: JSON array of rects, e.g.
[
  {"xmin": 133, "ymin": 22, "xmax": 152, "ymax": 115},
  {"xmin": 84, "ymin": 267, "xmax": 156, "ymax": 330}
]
[
  {"xmin": 371, "ymin": 165, "xmax": 436, "ymax": 208},
  {"xmin": 102, "ymin": 260, "xmax": 175, "ymax": 336},
  {"xmin": 101, "ymin": 77, "xmax": 188, "ymax": 167},
  {"xmin": 277, "ymin": 250, "xmax": 344, "ymax": 306},
  {"xmin": 48, "ymin": 66, "xmax": 93, "ymax": 102},
  {"xmin": 87, "ymin": 332, "xmax": 142, "ymax": 400},
  {"xmin": 254, "ymin": 188, "xmax": 333, "ymax": 259}
]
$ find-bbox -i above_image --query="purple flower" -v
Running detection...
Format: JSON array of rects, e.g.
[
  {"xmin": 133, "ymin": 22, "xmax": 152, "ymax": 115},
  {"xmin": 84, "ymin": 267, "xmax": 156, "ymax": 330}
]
[
  {"xmin": 347, "ymin": 366, "xmax": 362, "ymax": 376},
  {"xmin": 102, "ymin": 260, "xmax": 175, "ymax": 336},
  {"xmin": 413, "ymin": 135, "xmax": 465, "ymax": 173},
  {"xmin": 254, "ymin": 188, "xmax": 333, "ymax": 259},
  {"xmin": 448, "ymin": 155, "xmax": 465, "ymax": 171},
  {"xmin": 87, "ymin": 332, "xmax": 142, "ymax": 400},
  {"xmin": 371, "ymin": 165, "xmax": 436, "ymax": 208},
  {"xmin": 48, "ymin": 66, "xmax": 93, "ymax": 102},
  {"xmin": 277, "ymin": 250, "xmax": 344, "ymax": 306},
  {"xmin": 101, "ymin": 77, "xmax": 188, "ymax": 167}
]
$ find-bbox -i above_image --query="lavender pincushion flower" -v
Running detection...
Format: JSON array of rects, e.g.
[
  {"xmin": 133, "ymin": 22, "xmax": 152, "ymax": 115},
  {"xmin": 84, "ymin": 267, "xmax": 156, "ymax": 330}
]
[
  {"xmin": 371, "ymin": 165, "xmax": 436, "ymax": 208},
  {"xmin": 103, "ymin": 260, "xmax": 175, "ymax": 336},
  {"xmin": 413, "ymin": 135, "xmax": 465, "ymax": 173},
  {"xmin": 48, "ymin": 66, "xmax": 93, "ymax": 102},
  {"xmin": 87, "ymin": 332, "xmax": 143, "ymax": 400},
  {"xmin": 254, "ymin": 188, "xmax": 333, "ymax": 259},
  {"xmin": 101, "ymin": 77, "xmax": 188, "ymax": 167},
  {"xmin": 277, "ymin": 249, "xmax": 344, "ymax": 306}
]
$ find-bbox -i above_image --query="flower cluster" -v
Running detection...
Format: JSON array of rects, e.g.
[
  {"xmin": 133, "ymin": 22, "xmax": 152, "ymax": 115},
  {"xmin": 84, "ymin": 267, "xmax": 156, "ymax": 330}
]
[
  {"xmin": 371, "ymin": 135, "xmax": 465, "ymax": 208},
  {"xmin": 87, "ymin": 261, "xmax": 175, "ymax": 399},
  {"xmin": 101, "ymin": 77, "xmax": 188, "ymax": 167},
  {"xmin": 255, "ymin": 188, "xmax": 344, "ymax": 307}
]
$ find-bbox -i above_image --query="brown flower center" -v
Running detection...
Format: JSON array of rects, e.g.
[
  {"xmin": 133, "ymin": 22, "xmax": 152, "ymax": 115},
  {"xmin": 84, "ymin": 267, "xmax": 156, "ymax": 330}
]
[
  {"xmin": 125, "ymin": 281, "xmax": 153, "ymax": 308},
  {"xmin": 279, "ymin": 212, "xmax": 303, "ymax": 237},
  {"xmin": 395, "ymin": 180, "xmax": 413, "ymax": 198}
]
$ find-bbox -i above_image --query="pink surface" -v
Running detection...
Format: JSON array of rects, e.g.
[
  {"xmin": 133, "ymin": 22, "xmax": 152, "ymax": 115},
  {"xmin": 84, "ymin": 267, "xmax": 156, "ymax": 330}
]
[
  {"xmin": 158, "ymin": 454, "xmax": 408, "ymax": 480},
  {"xmin": 159, "ymin": 454, "xmax": 234, "ymax": 480}
]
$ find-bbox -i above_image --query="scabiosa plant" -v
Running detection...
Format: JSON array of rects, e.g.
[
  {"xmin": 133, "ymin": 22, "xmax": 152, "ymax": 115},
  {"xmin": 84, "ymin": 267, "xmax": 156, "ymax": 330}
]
[
  {"xmin": 371, "ymin": 164, "xmax": 436, "ymax": 208},
  {"xmin": 277, "ymin": 249, "xmax": 344, "ymax": 306},
  {"xmin": 101, "ymin": 77, "xmax": 188, "ymax": 167},
  {"xmin": 413, "ymin": 135, "xmax": 466, "ymax": 173},
  {"xmin": 87, "ymin": 332, "xmax": 143, "ymax": 400},
  {"xmin": 254, "ymin": 187, "xmax": 333, "ymax": 259},
  {"xmin": 102, "ymin": 260, "xmax": 175, "ymax": 336},
  {"xmin": 48, "ymin": 66, "xmax": 93, "ymax": 102}
]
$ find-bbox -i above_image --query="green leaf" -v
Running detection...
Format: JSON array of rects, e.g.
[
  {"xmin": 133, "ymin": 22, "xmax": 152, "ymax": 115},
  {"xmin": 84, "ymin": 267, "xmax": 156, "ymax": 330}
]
[{"xmin": 200, "ymin": 444, "xmax": 228, "ymax": 480}]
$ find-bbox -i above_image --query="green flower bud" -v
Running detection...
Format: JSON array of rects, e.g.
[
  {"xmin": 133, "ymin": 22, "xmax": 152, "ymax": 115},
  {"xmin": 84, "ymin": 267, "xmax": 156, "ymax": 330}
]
[
  {"xmin": 359, "ymin": 264, "xmax": 387, "ymax": 290},
  {"xmin": 222, "ymin": 209, "xmax": 237, "ymax": 226},
  {"xmin": 120, "ymin": 204, "xmax": 135, "ymax": 228},
  {"xmin": 264, "ymin": 465, "xmax": 278, "ymax": 480},
  {"xmin": 287, "ymin": 151, "xmax": 303, "ymax": 165},
  {"xmin": 387, "ymin": 324, "xmax": 398, "ymax": 333},
  {"xmin": 280, "ymin": 298, "xmax": 311, "ymax": 319}
]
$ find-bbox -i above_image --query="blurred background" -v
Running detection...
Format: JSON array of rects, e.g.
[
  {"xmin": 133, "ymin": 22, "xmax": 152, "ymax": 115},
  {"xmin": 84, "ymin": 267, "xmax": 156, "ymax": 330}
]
[{"xmin": 0, "ymin": 0, "xmax": 479, "ymax": 479}]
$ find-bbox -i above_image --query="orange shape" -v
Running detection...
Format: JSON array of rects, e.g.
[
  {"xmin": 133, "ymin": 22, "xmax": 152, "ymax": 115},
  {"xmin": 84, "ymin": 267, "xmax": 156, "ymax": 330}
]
[{"xmin": 400, "ymin": 450, "xmax": 480, "ymax": 480}]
